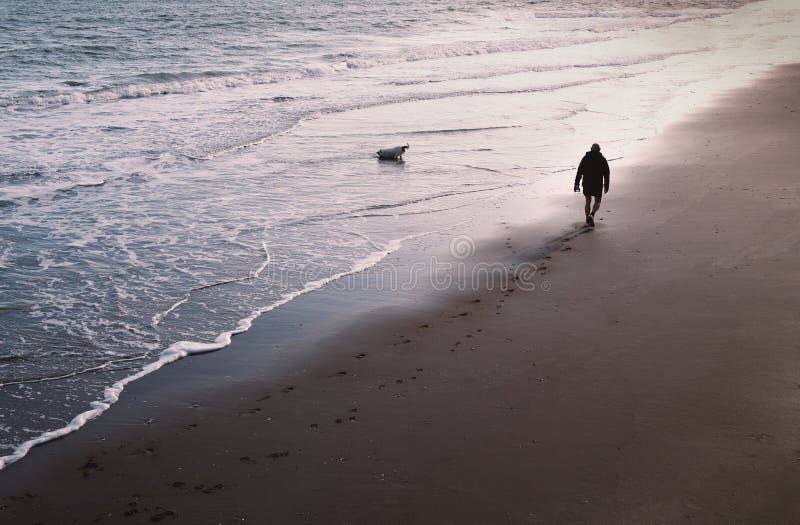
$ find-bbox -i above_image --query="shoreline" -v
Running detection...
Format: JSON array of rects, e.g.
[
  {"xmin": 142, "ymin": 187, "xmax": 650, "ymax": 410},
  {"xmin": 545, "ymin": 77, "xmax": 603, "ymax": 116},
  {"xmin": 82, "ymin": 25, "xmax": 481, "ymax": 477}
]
[
  {"xmin": 0, "ymin": 144, "xmax": 579, "ymax": 472},
  {"xmin": 3, "ymin": 64, "xmax": 800, "ymax": 523},
  {"xmin": 3, "ymin": 0, "xmax": 800, "ymax": 473}
]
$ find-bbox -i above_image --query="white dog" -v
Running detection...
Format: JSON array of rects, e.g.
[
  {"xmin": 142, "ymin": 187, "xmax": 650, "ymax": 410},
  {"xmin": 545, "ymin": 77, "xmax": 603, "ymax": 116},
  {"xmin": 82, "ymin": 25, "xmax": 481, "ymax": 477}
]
[{"xmin": 376, "ymin": 143, "xmax": 409, "ymax": 160}]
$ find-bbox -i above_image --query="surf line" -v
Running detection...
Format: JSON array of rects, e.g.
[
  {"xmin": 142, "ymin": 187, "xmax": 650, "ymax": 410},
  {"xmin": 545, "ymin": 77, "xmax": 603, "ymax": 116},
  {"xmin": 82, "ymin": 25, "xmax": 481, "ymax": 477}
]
[
  {"xmin": 0, "ymin": 233, "xmax": 426, "ymax": 470},
  {"xmin": 151, "ymin": 242, "xmax": 271, "ymax": 328},
  {"xmin": 0, "ymin": 353, "xmax": 152, "ymax": 388}
]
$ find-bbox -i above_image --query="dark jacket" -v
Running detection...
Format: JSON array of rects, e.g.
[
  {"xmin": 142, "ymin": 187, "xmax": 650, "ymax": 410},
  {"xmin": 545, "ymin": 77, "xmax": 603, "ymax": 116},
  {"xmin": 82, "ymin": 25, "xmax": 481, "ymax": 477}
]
[{"xmin": 574, "ymin": 150, "xmax": 610, "ymax": 194}]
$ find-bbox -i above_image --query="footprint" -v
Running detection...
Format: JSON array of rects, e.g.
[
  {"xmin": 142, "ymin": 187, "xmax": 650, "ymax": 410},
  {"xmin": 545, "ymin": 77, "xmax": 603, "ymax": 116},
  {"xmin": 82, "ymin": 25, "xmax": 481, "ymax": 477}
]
[
  {"xmin": 239, "ymin": 456, "xmax": 257, "ymax": 464},
  {"xmin": 256, "ymin": 394, "xmax": 272, "ymax": 402},
  {"xmin": 5, "ymin": 492, "xmax": 38, "ymax": 503},
  {"xmin": 282, "ymin": 386, "xmax": 295, "ymax": 393},
  {"xmin": 329, "ymin": 370, "xmax": 348, "ymax": 377},
  {"xmin": 123, "ymin": 503, "xmax": 140, "ymax": 517},
  {"xmin": 149, "ymin": 506, "xmax": 177, "ymax": 521},
  {"xmin": 268, "ymin": 451, "xmax": 289, "ymax": 460},
  {"xmin": 201, "ymin": 484, "xmax": 224, "ymax": 494},
  {"xmin": 193, "ymin": 483, "xmax": 224, "ymax": 494},
  {"xmin": 127, "ymin": 447, "xmax": 156, "ymax": 458},
  {"xmin": 79, "ymin": 457, "xmax": 103, "ymax": 477},
  {"xmin": 419, "ymin": 324, "xmax": 429, "ymax": 329},
  {"xmin": 354, "ymin": 353, "xmax": 366, "ymax": 359}
]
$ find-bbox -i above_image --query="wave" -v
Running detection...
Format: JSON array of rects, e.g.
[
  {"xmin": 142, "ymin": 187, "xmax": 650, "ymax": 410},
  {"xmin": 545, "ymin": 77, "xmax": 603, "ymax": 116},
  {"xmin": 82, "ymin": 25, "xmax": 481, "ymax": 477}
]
[
  {"xmin": 0, "ymin": 353, "xmax": 151, "ymax": 387},
  {"xmin": 177, "ymin": 47, "xmax": 708, "ymax": 161},
  {"xmin": 0, "ymin": 231, "xmax": 432, "ymax": 470},
  {"xmin": 0, "ymin": 176, "xmax": 112, "ymax": 202},
  {"xmin": 0, "ymin": 30, "xmax": 668, "ymax": 110},
  {"xmin": 178, "ymin": 119, "xmax": 303, "ymax": 160},
  {"xmin": 0, "ymin": 169, "xmax": 45, "ymax": 183},
  {"xmin": 404, "ymin": 125, "xmax": 521, "ymax": 135},
  {"xmin": 151, "ymin": 243, "xmax": 270, "ymax": 327},
  {"xmin": 0, "ymin": 69, "xmax": 315, "ymax": 108},
  {"xmin": 275, "ymin": 183, "xmax": 520, "ymax": 228}
]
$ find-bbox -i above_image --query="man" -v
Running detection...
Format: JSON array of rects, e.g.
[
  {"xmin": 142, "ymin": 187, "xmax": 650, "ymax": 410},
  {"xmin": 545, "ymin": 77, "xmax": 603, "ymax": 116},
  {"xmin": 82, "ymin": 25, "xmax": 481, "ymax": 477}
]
[{"xmin": 574, "ymin": 143, "xmax": 610, "ymax": 227}]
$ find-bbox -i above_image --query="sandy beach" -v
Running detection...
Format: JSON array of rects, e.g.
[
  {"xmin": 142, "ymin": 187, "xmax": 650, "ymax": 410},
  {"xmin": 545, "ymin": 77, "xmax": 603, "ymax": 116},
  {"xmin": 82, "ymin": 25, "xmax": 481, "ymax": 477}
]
[{"xmin": 2, "ymin": 64, "xmax": 800, "ymax": 524}]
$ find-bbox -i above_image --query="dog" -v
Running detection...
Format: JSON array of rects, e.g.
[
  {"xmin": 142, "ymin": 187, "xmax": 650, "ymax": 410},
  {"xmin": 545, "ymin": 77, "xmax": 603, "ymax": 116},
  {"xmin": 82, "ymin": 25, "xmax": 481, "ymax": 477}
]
[{"xmin": 376, "ymin": 143, "xmax": 409, "ymax": 160}]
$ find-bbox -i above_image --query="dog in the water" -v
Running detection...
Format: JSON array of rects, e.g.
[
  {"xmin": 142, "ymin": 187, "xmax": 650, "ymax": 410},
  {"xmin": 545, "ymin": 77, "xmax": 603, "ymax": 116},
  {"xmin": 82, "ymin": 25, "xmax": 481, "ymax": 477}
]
[{"xmin": 376, "ymin": 143, "xmax": 409, "ymax": 160}]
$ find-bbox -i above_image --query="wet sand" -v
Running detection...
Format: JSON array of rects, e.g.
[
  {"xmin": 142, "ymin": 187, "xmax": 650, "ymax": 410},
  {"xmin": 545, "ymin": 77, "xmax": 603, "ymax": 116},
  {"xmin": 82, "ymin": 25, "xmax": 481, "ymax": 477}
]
[{"xmin": 2, "ymin": 64, "xmax": 800, "ymax": 524}]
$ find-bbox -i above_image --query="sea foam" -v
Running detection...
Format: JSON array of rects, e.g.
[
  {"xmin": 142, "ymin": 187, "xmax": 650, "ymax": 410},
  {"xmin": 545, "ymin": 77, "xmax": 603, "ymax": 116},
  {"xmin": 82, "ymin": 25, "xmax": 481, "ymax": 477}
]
[{"xmin": 0, "ymin": 233, "xmax": 424, "ymax": 470}]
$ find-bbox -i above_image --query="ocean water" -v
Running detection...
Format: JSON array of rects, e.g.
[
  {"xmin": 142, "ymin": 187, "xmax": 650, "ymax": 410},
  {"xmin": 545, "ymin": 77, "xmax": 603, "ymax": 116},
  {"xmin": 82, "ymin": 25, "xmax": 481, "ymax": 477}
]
[{"xmin": 1, "ymin": 0, "xmax": 799, "ymax": 469}]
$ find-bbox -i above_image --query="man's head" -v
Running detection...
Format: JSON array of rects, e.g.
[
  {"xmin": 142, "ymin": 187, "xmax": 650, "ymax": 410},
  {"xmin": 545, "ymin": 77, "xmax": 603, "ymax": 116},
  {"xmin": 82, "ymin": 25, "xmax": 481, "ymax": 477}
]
[{"xmin": 590, "ymin": 143, "xmax": 601, "ymax": 152}]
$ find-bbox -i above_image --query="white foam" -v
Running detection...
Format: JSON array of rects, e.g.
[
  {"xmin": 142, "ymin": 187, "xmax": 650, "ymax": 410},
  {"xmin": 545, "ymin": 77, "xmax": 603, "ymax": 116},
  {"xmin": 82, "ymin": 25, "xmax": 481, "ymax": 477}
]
[
  {"xmin": 0, "ymin": 16, "xmax": 702, "ymax": 111},
  {"xmin": 0, "ymin": 354, "xmax": 150, "ymax": 389},
  {"xmin": 150, "ymin": 296, "xmax": 189, "ymax": 327},
  {"xmin": 0, "ymin": 71, "xmax": 294, "ymax": 108},
  {"xmin": 0, "ymin": 242, "xmax": 15, "ymax": 269},
  {"xmin": 0, "ymin": 176, "xmax": 110, "ymax": 202},
  {"xmin": 250, "ymin": 242, "xmax": 271, "ymax": 280},
  {"xmin": 0, "ymin": 232, "xmax": 429, "ymax": 470},
  {"xmin": 179, "ymin": 119, "xmax": 303, "ymax": 160}
]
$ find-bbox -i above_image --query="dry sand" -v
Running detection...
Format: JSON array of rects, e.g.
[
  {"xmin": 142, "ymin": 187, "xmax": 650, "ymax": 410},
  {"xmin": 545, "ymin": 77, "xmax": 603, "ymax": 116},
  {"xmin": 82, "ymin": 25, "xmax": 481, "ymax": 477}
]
[{"xmin": 2, "ymin": 64, "xmax": 800, "ymax": 524}]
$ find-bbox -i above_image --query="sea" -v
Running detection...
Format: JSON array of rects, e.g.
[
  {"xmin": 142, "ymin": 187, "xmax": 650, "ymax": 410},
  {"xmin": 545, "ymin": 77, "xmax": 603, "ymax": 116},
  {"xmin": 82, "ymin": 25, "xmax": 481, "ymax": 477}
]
[{"xmin": 1, "ymin": 0, "xmax": 799, "ymax": 469}]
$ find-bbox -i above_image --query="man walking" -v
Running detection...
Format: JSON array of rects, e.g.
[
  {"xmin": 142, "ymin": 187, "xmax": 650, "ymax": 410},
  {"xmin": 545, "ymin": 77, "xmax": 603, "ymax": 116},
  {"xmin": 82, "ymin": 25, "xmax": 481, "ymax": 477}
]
[{"xmin": 574, "ymin": 143, "xmax": 610, "ymax": 227}]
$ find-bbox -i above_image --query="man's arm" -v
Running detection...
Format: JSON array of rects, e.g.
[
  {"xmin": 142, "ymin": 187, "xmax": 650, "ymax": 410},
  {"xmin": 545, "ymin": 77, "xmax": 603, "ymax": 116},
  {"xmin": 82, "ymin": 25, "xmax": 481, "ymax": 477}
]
[
  {"xmin": 574, "ymin": 158, "xmax": 585, "ymax": 191},
  {"xmin": 602, "ymin": 157, "xmax": 610, "ymax": 193}
]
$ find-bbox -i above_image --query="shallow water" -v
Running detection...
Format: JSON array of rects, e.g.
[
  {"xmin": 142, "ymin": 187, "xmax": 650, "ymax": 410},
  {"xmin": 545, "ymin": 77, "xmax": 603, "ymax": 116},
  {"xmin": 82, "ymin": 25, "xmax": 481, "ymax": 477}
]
[{"xmin": 1, "ymin": 0, "xmax": 799, "ymax": 468}]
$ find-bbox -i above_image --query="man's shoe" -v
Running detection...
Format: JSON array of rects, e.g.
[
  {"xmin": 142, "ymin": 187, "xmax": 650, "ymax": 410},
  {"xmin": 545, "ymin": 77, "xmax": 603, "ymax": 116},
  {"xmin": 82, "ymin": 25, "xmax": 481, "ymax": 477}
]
[{"xmin": 586, "ymin": 215, "xmax": 594, "ymax": 227}]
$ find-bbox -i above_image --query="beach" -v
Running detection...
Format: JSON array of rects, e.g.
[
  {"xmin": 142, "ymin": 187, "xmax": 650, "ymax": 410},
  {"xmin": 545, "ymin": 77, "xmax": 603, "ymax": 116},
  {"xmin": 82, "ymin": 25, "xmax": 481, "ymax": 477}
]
[
  {"xmin": 4, "ymin": 0, "xmax": 800, "ymax": 467},
  {"xmin": 1, "ymin": 63, "xmax": 799, "ymax": 524}
]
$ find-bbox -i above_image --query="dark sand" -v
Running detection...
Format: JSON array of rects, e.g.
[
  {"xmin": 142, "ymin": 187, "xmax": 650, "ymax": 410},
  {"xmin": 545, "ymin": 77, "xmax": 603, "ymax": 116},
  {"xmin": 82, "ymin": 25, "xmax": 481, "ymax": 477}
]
[{"xmin": 3, "ymin": 65, "xmax": 800, "ymax": 524}]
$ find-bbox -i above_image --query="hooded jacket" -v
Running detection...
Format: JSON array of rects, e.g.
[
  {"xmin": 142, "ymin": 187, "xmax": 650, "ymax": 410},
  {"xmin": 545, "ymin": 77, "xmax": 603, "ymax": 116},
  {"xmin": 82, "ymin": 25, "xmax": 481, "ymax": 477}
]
[{"xmin": 574, "ymin": 150, "xmax": 610, "ymax": 194}]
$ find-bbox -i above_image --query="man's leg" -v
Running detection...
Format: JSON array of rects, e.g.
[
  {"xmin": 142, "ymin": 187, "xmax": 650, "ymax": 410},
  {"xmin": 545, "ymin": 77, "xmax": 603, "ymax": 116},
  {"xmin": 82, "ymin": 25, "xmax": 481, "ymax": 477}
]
[
  {"xmin": 590, "ymin": 195, "xmax": 602, "ymax": 217},
  {"xmin": 584, "ymin": 195, "xmax": 592, "ymax": 217}
]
